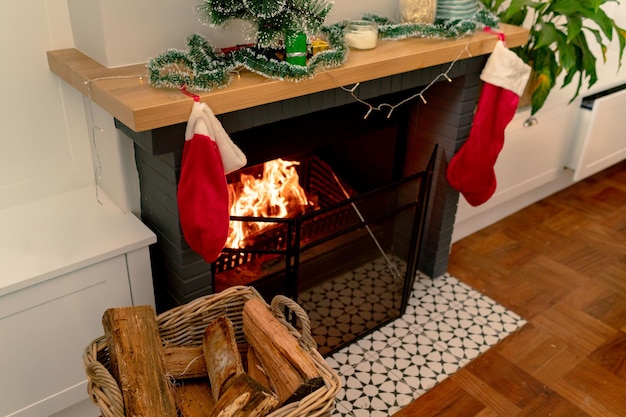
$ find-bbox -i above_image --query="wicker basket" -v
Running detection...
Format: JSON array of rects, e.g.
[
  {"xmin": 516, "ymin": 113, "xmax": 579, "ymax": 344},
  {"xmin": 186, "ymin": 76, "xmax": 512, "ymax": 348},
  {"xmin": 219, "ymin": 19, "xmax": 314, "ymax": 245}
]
[{"xmin": 83, "ymin": 286, "xmax": 341, "ymax": 417}]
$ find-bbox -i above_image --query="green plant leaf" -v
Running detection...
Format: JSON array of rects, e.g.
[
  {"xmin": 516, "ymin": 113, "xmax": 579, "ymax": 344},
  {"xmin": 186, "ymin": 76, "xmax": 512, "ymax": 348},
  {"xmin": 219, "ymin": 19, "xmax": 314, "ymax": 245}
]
[
  {"xmin": 566, "ymin": 15, "xmax": 583, "ymax": 42},
  {"xmin": 562, "ymin": 66, "xmax": 577, "ymax": 88},
  {"xmin": 482, "ymin": 0, "xmax": 624, "ymax": 114},
  {"xmin": 501, "ymin": 9, "xmax": 528, "ymax": 27},
  {"xmin": 563, "ymin": 39, "xmax": 585, "ymax": 92},
  {"xmin": 478, "ymin": 0, "xmax": 507, "ymax": 12},
  {"xmin": 502, "ymin": 0, "xmax": 535, "ymax": 21},
  {"xmin": 577, "ymin": 35, "xmax": 598, "ymax": 81},
  {"xmin": 587, "ymin": 27, "xmax": 609, "ymax": 62},
  {"xmin": 616, "ymin": 25, "xmax": 626, "ymax": 68},
  {"xmin": 580, "ymin": 0, "xmax": 603, "ymax": 11},
  {"xmin": 570, "ymin": 32, "xmax": 599, "ymax": 93},
  {"xmin": 569, "ymin": 72, "xmax": 584, "ymax": 104},
  {"xmin": 531, "ymin": 71, "xmax": 554, "ymax": 115},
  {"xmin": 529, "ymin": 46, "xmax": 561, "ymax": 114},
  {"xmin": 580, "ymin": 6, "xmax": 614, "ymax": 39},
  {"xmin": 494, "ymin": 0, "xmax": 508, "ymax": 10},
  {"xmin": 551, "ymin": 0, "xmax": 593, "ymax": 17},
  {"xmin": 556, "ymin": 33, "xmax": 578, "ymax": 70},
  {"xmin": 592, "ymin": 8, "xmax": 613, "ymax": 40},
  {"xmin": 535, "ymin": 22, "xmax": 560, "ymax": 48}
]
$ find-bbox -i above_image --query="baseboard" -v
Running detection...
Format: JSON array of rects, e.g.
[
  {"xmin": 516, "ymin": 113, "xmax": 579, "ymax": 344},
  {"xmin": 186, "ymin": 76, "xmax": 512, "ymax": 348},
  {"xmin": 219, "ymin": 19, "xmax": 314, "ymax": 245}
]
[{"xmin": 50, "ymin": 397, "xmax": 100, "ymax": 417}]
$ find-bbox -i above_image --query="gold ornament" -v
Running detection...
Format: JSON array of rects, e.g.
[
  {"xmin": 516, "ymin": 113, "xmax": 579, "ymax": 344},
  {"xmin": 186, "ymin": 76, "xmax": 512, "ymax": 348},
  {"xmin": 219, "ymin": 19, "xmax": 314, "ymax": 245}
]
[{"xmin": 399, "ymin": 0, "xmax": 437, "ymax": 24}]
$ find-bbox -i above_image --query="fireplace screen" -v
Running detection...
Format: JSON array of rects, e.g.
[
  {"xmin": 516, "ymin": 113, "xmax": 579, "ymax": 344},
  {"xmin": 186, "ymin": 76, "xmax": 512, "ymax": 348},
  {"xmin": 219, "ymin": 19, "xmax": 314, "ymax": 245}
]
[{"xmin": 213, "ymin": 148, "xmax": 436, "ymax": 355}]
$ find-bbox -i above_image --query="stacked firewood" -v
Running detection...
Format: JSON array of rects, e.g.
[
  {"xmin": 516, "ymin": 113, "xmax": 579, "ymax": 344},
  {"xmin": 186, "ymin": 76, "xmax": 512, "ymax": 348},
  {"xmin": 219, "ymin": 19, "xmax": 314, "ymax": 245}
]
[{"xmin": 101, "ymin": 298, "xmax": 324, "ymax": 417}]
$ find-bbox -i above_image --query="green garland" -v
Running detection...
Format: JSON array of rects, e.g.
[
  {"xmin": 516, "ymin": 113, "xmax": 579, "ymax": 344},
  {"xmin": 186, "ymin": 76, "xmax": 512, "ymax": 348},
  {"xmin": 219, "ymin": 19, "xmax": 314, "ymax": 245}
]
[
  {"xmin": 147, "ymin": 34, "xmax": 236, "ymax": 91},
  {"xmin": 147, "ymin": 9, "xmax": 498, "ymax": 92},
  {"xmin": 232, "ymin": 23, "xmax": 348, "ymax": 82},
  {"xmin": 368, "ymin": 9, "xmax": 499, "ymax": 40}
]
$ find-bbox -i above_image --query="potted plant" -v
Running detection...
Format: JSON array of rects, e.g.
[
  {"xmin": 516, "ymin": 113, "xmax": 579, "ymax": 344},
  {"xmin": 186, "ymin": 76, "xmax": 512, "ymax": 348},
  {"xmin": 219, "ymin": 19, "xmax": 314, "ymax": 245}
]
[{"xmin": 479, "ymin": 0, "xmax": 626, "ymax": 115}]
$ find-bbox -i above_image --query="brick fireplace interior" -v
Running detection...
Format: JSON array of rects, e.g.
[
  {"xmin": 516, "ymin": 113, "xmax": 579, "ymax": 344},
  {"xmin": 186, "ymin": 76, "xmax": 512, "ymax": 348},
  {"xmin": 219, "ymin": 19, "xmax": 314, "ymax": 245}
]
[{"xmin": 115, "ymin": 54, "xmax": 488, "ymax": 352}]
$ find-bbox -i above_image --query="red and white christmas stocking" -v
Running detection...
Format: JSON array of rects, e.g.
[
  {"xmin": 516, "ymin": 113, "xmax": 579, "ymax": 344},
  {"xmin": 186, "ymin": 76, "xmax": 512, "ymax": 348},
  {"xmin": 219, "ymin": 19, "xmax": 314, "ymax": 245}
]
[
  {"xmin": 177, "ymin": 101, "xmax": 247, "ymax": 263},
  {"xmin": 446, "ymin": 40, "xmax": 531, "ymax": 206}
]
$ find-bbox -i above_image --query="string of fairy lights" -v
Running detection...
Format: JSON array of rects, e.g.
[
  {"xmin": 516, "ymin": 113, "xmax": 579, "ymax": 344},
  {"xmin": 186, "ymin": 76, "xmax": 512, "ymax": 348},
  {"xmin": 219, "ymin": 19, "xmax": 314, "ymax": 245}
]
[
  {"xmin": 84, "ymin": 75, "xmax": 147, "ymax": 203},
  {"xmin": 336, "ymin": 43, "xmax": 472, "ymax": 119}
]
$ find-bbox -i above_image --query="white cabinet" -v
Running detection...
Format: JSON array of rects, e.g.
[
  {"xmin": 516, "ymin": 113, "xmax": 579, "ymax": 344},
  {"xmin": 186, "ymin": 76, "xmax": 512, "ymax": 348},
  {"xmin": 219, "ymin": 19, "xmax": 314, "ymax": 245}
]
[
  {"xmin": 490, "ymin": 107, "xmax": 572, "ymax": 203},
  {"xmin": 1, "ymin": 256, "xmax": 131, "ymax": 417},
  {"xmin": 567, "ymin": 85, "xmax": 626, "ymax": 181},
  {"xmin": 0, "ymin": 187, "xmax": 156, "ymax": 417},
  {"xmin": 454, "ymin": 104, "xmax": 576, "ymax": 233}
]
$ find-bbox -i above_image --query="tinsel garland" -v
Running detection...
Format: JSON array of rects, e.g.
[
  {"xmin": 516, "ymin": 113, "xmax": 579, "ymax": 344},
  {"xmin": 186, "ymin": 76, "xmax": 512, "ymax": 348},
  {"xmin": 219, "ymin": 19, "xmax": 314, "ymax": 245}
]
[
  {"xmin": 233, "ymin": 23, "xmax": 348, "ymax": 81},
  {"xmin": 147, "ymin": 34, "xmax": 236, "ymax": 91},
  {"xmin": 147, "ymin": 9, "xmax": 498, "ymax": 92},
  {"xmin": 368, "ymin": 9, "xmax": 499, "ymax": 40}
]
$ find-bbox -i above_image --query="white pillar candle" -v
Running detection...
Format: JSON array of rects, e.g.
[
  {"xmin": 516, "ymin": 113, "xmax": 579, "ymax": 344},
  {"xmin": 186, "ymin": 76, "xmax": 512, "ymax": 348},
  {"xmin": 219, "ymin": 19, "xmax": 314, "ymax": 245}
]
[{"xmin": 344, "ymin": 20, "xmax": 378, "ymax": 50}]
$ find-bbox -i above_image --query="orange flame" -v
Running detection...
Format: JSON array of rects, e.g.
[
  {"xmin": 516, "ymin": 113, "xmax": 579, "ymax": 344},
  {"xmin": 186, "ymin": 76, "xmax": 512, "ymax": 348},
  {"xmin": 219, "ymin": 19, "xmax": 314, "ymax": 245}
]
[{"xmin": 226, "ymin": 159, "xmax": 313, "ymax": 248}]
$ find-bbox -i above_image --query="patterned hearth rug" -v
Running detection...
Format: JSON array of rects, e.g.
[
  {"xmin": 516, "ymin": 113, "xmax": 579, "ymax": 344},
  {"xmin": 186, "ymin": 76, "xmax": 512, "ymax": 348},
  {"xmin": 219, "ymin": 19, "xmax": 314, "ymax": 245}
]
[{"xmin": 322, "ymin": 273, "xmax": 526, "ymax": 417}]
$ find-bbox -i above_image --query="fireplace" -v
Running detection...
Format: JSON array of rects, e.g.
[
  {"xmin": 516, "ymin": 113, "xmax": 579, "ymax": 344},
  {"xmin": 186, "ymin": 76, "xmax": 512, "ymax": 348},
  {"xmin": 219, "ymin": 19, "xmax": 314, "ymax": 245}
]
[
  {"xmin": 113, "ymin": 54, "xmax": 489, "ymax": 315},
  {"xmin": 45, "ymin": 22, "xmax": 530, "ymax": 359}
]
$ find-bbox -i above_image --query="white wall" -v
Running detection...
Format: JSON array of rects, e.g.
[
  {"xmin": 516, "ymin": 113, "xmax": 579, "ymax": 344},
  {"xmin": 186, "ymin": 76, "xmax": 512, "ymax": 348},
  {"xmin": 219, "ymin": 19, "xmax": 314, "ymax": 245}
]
[
  {"xmin": 0, "ymin": 0, "xmax": 94, "ymax": 210},
  {"xmin": 66, "ymin": 0, "xmax": 400, "ymax": 67}
]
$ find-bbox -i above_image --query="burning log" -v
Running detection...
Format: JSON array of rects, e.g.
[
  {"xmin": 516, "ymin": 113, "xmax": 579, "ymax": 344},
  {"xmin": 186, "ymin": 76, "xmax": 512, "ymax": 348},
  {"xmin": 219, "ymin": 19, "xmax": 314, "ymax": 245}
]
[
  {"xmin": 226, "ymin": 158, "xmax": 318, "ymax": 249},
  {"xmin": 242, "ymin": 298, "xmax": 324, "ymax": 405},
  {"xmin": 102, "ymin": 306, "xmax": 178, "ymax": 417}
]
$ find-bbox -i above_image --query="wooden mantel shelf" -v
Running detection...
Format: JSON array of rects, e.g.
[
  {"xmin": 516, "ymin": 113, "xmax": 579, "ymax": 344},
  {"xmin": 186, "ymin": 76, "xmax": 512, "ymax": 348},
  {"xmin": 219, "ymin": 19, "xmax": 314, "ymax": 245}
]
[{"xmin": 48, "ymin": 24, "xmax": 527, "ymax": 132}]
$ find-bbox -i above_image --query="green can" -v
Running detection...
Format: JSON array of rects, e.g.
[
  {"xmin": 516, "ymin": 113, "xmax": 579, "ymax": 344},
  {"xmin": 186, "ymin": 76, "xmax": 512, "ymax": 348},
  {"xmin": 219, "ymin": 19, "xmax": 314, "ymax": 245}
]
[{"xmin": 285, "ymin": 31, "xmax": 307, "ymax": 66}]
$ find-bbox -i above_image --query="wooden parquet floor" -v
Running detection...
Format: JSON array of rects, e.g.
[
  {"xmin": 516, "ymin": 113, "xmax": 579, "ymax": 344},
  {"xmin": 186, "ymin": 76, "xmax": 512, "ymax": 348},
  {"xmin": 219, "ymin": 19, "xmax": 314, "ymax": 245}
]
[{"xmin": 395, "ymin": 160, "xmax": 626, "ymax": 417}]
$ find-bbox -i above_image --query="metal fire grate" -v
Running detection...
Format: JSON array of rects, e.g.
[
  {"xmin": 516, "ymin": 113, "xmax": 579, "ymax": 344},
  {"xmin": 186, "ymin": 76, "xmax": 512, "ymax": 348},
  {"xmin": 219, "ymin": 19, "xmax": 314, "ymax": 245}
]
[{"xmin": 213, "ymin": 155, "xmax": 358, "ymax": 275}]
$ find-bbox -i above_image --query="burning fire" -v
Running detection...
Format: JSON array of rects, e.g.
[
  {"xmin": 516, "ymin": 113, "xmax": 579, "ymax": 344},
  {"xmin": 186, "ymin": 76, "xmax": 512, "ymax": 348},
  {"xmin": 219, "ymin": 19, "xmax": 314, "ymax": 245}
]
[{"xmin": 226, "ymin": 158, "xmax": 315, "ymax": 248}]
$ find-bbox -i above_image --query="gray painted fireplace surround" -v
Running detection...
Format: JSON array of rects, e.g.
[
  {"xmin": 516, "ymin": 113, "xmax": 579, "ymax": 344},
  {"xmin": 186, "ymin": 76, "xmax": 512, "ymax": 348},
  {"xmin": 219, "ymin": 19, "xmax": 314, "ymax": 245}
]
[{"xmin": 116, "ymin": 55, "xmax": 487, "ymax": 312}]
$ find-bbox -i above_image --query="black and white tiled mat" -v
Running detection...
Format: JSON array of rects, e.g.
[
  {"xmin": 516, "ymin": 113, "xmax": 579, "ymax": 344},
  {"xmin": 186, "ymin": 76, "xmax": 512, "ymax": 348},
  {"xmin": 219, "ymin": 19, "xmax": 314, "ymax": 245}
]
[{"xmin": 325, "ymin": 273, "xmax": 527, "ymax": 417}]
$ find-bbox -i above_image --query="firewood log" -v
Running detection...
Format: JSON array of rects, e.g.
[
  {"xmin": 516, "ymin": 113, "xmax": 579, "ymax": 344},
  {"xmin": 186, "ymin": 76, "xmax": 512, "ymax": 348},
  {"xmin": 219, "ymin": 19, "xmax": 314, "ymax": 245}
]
[
  {"xmin": 242, "ymin": 298, "xmax": 323, "ymax": 405},
  {"xmin": 173, "ymin": 380, "xmax": 215, "ymax": 416},
  {"xmin": 247, "ymin": 345, "xmax": 271, "ymax": 391},
  {"xmin": 209, "ymin": 373, "xmax": 279, "ymax": 417},
  {"xmin": 102, "ymin": 305, "xmax": 177, "ymax": 417},
  {"xmin": 163, "ymin": 345, "xmax": 207, "ymax": 379},
  {"xmin": 203, "ymin": 315, "xmax": 245, "ymax": 401}
]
